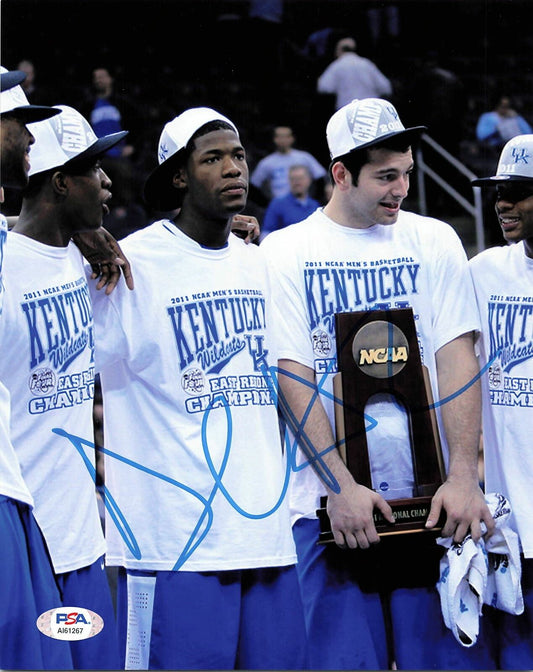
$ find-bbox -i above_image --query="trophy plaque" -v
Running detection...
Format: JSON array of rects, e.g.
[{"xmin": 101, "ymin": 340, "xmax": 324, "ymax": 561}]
[{"xmin": 317, "ymin": 308, "xmax": 446, "ymax": 544}]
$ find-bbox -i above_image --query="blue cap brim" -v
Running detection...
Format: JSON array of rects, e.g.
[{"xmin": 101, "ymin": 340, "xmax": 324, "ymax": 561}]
[
  {"xmin": 61, "ymin": 131, "xmax": 129, "ymax": 170},
  {"xmin": 0, "ymin": 70, "xmax": 26, "ymax": 92}
]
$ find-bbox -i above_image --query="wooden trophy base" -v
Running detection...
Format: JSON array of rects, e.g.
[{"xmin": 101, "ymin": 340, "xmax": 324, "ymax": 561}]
[
  {"xmin": 316, "ymin": 308, "xmax": 447, "ymax": 546},
  {"xmin": 316, "ymin": 495, "xmax": 445, "ymax": 545}
]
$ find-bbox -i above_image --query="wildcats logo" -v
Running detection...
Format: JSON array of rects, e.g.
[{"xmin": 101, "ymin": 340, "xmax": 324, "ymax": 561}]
[
  {"xmin": 488, "ymin": 300, "xmax": 533, "ymax": 372},
  {"xmin": 19, "ymin": 279, "xmax": 95, "ymax": 415},
  {"xmin": 21, "ymin": 283, "xmax": 94, "ymax": 373},
  {"xmin": 167, "ymin": 294, "xmax": 267, "ymax": 374}
]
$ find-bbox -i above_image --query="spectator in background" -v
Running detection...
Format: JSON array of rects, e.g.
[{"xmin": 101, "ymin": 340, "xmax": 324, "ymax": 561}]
[
  {"xmin": 81, "ymin": 66, "xmax": 148, "ymax": 239},
  {"xmin": 16, "ymin": 60, "xmax": 36, "ymax": 96},
  {"xmin": 260, "ymin": 164, "xmax": 321, "ymax": 241},
  {"xmin": 82, "ymin": 66, "xmax": 138, "ymax": 159},
  {"xmin": 476, "ymin": 94, "xmax": 532, "ymax": 152},
  {"xmin": 251, "ymin": 124, "xmax": 327, "ymax": 202},
  {"xmin": 16, "ymin": 59, "xmax": 51, "ymax": 106},
  {"xmin": 317, "ymin": 36, "xmax": 392, "ymax": 111}
]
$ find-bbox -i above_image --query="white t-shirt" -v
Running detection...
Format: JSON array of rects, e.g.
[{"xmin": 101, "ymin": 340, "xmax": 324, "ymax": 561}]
[
  {"xmin": 470, "ymin": 241, "xmax": 533, "ymax": 558},
  {"xmin": 0, "ymin": 217, "xmax": 34, "ymax": 506},
  {"xmin": 260, "ymin": 208, "xmax": 480, "ymax": 524},
  {"xmin": 0, "ymin": 232, "xmax": 105, "ymax": 573},
  {"xmin": 90, "ymin": 221, "xmax": 296, "ymax": 572}
]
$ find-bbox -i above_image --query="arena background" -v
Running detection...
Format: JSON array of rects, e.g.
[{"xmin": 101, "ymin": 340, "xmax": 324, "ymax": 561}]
[{"xmin": 2, "ymin": 0, "xmax": 532, "ymax": 245}]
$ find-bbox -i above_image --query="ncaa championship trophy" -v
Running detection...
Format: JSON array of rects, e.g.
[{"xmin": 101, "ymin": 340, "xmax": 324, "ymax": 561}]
[{"xmin": 317, "ymin": 308, "xmax": 446, "ymax": 543}]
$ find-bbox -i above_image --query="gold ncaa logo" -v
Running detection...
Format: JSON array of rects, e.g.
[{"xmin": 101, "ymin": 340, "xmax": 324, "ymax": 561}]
[{"xmin": 352, "ymin": 320, "xmax": 409, "ymax": 379}]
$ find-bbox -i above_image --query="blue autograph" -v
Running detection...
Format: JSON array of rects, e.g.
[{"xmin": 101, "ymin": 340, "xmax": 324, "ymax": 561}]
[{"xmin": 53, "ymin": 348, "xmax": 500, "ymax": 568}]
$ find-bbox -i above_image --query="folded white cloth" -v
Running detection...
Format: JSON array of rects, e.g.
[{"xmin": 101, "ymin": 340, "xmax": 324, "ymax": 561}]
[{"xmin": 436, "ymin": 492, "xmax": 523, "ymax": 647}]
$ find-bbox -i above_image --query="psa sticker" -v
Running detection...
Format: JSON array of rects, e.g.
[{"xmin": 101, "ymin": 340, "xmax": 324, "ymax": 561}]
[{"xmin": 36, "ymin": 607, "xmax": 104, "ymax": 640}]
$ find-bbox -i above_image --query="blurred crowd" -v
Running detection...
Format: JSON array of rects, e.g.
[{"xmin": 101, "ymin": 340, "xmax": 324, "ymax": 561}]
[{"xmin": 2, "ymin": 0, "xmax": 532, "ymax": 243}]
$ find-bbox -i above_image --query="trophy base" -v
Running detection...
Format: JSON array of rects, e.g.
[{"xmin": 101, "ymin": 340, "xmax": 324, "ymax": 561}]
[{"xmin": 316, "ymin": 495, "xmax": 444, "ymax": 545}]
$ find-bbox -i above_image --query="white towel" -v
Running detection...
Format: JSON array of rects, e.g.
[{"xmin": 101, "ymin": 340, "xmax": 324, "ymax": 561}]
[{"xmin": 436, "ymin": 492, "xmax": 523, "ymax": 647}]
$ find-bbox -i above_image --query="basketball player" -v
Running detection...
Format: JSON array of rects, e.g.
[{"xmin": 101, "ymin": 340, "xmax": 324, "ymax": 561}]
[
  {"xmin": 469, "ymin": 134, "xmax": 533, "ymax": 669},
  {"xmin": 0, "ymin": 66, "xmax": 73, "ymax": 670},
  {"xmin": 89, "ymin": 107, "xmax": 308, "ymax": 669},
  {"xmin": 260, "ymin": 97, "xmax": 496, "ymax": 670},
  {"xmin": 0, "ymin": 103, "xmax": 126, "ymax": 669}
]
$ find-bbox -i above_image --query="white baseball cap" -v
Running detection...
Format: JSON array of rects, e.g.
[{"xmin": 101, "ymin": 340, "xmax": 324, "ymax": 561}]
[
  {"xmin": 471, "ymin": 134, "xmax": 533, "ymax": 185},
  {"xmin": 27, "ymin": 105, "xmax": 128, "ymax": 177},
  {"xmin": 143, "ymin": 107, "xmax": 239, "ymax": 210},
  {"xmin": 326, "ymin": 98, "xmax": 426, "ymax": 162},
  {"xmin": 0, "ymin": 65, "xmax": 60, "ymax": 123}
]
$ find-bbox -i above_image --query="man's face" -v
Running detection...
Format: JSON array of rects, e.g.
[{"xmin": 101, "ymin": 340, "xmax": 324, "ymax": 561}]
[
  {"xmin": 92, "ymin": 68, "xmax": 113, "ymax": 95},
  {"xmin": 183, "ymin": 128, "xmax": 248, "ymax": 220},
  {"xmin": 273, "ymin": 127, "xmax": 294, "ymax": 152},
  {"xmin": 495, "ymin": 181, "xmax": 533, "ymax": 248},
  {"xmin": 18, "ymin": 61, "xmax": 35, "ymax": 89},
  {"xmin": 495, "ymin": 97, "xmax": 512, "ymax": 116},
  {"xmin": 289, "ymin": 167, "xmax": 312, "ymax": 198},
  {"xmin": 343, "ymin": 147, "xmax": 413, "ymax": 228},
  {"xmin": 0, "ymin": 114, "xmax": 35, "ymax": 188},
  {"xmin": 63, "ymin": 161, "xmax": 113, "ymax": 233}
]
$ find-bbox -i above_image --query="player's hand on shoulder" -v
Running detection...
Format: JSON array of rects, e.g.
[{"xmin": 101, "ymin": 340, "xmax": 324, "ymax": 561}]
[{"xmin": 73, "ymin": 227, "xmax": 134, "ymax": 294}]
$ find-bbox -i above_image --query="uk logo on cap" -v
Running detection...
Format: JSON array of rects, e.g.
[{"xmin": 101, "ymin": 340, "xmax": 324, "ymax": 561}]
[
  {"xmin": 511, "ymin": 146, "xmax": 530, "ymax": 166},
  {"xmin": 472, "ymin": 134, "xmax": 533, "ymax": 184}
]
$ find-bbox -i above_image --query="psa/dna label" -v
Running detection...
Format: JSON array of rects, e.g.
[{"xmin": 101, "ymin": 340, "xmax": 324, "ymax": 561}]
[{"xmin": 36, "ymin": 607, "xmax": 104, "ymax": 640}]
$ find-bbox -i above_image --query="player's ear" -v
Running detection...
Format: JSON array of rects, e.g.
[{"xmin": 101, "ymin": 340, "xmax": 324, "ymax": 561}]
[
  {"xmin": 51, "ymin": 170, "xmax": 69, "ymax": 197},
  {"xmin": 331, "ymin": 161, "xmax": 352, "ymax": 190},
  {"xmin": 172, "ymin": 168, "xmax": 187, "ymax": 190}
]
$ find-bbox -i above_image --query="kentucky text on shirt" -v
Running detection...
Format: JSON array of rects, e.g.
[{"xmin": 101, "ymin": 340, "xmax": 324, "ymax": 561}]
[{"xmin": 305, "ymin": 262, "xmax": 420, "ymax": 330}]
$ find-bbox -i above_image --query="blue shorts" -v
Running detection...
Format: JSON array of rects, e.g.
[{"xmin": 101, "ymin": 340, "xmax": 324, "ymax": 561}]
[
  {"xmin": 116, "ymin": 565, "xmax": 308, "ymax": 670},
  {"xmin": 55, "ymin": 557, "xmax": 121, "ymax": 670},
  {"xmin": 293, "ymin": 517, "xmax": 498, "ymax": 670},
  {"xmin": 483, "ymin": 557, "xmax": 533, "ymax": 670},
  {"xmin": 0, "ymin": 495, "xmax": 73, "ymax": 670}
]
